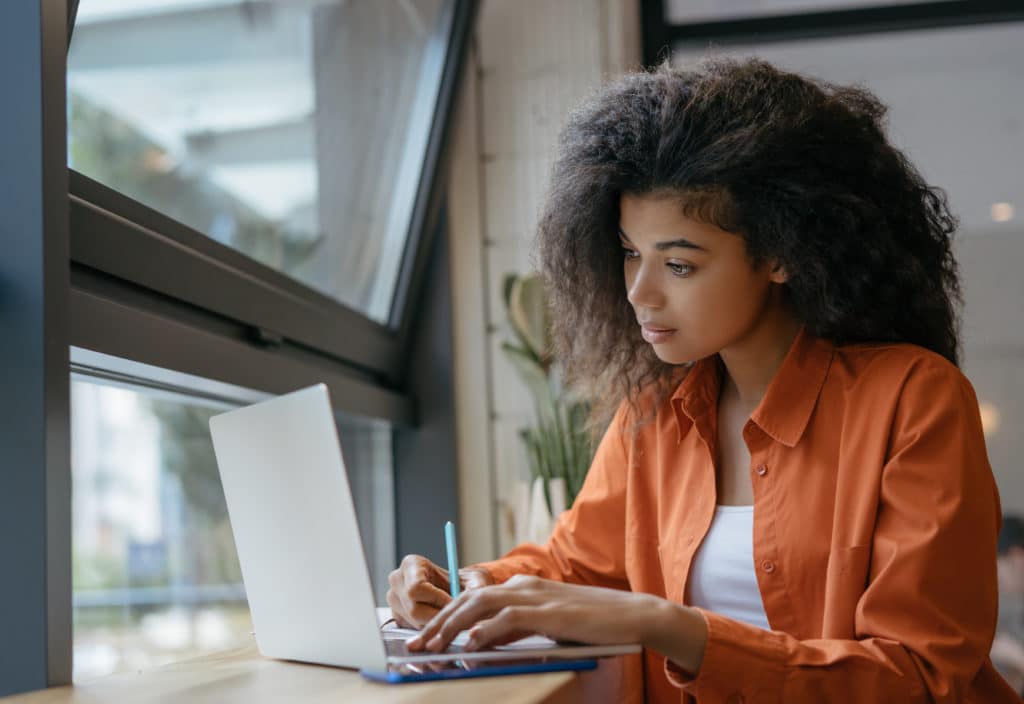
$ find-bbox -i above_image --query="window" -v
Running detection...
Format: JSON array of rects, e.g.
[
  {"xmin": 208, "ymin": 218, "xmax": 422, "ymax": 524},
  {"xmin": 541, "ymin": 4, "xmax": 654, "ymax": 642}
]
[
  {"xmin": 71, "ymin": 379, "xmax": 250, "ymax": 680},
  {"xmin": 71, "ymin": 372, "xmax": 394, "ymax": 681},
  {"xmin": 68, "ymin": 0, "xmax": 454, "ymax": 323},
  {"xmin": 3, "ymin": 0, "xmax": 471, "ymax": 693}
]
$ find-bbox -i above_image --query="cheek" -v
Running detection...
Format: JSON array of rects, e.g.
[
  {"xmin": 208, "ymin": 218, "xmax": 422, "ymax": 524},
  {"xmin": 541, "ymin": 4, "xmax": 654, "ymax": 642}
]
[{"xmin": 673, "ymin": 266, "xmax": 769, "ymax": 329}]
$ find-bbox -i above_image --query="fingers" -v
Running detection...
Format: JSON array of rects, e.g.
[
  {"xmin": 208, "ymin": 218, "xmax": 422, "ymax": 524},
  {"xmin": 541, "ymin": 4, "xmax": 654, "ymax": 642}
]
[
  {"xmin": 403, "ymin": 553, "xmax": 450, "ymax": 593},
  {"xmin": 406, "ymin": 588, "xmax": 472, "ymax": 651},
  {"xmin": 407, "ymin": 579, "xmax": 451, "ymax": 607},
  {"xmin": 387, "ymin": 555, "xmax": 453, "ymax": 628},
  {"xmin": 410, "ymin": 583, "xmax": 532, "ymax": 653},
  {"xmin": 386, "ymin": 589, "xmax": 441, "ymax": 629},
  {"xmin": 392, "ymin": 560, "xmax": 521, "ymax": 647},
  {"xmin": 408, "ymin": 603, "xmax": 445, "ymax": 629},
  {"xmin": 385, "ymin": 589, "xmax": 406, "ymax": 627},
  {"xmin": 466, "ymin": 611, "xmax": 535, "ymax": 651}
]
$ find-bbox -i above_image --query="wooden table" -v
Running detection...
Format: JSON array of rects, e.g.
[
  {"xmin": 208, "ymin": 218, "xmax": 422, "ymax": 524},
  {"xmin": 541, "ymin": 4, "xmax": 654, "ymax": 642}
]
[{"xmin": 0, "ymin": 639, "xmax": 616, "ymax": 704}]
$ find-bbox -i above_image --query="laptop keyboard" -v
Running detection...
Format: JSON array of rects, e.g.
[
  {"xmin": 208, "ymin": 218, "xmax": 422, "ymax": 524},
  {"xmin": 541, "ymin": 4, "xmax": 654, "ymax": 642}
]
[{"xmin": 384, "ymin": 636, "xmax": 465, "ymax": 657}]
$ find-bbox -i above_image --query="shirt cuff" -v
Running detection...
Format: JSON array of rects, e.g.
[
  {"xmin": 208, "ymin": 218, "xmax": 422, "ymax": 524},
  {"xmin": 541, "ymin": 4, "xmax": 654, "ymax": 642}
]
[{"xmin": 664, "ymin": 608, "xmax": 787, "ymax": 702}]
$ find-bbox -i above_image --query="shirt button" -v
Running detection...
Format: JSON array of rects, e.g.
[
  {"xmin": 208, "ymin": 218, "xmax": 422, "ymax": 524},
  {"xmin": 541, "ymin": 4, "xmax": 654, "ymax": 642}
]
[
  {"xmin": 761, "ymin": 560, "xmax": 776, "ymax": 573},
  {"xmin": 755, "ymin": 464, "xmax": 767, "ymax": 476}
]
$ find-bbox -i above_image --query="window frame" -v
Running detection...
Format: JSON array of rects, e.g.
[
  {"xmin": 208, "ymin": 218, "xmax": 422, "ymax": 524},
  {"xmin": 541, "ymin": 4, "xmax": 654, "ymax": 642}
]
[
  {"xmin": 69, "ymin": 173, "xmax": 404, "ymax": 387},
  {"xmin": 641, "ymin": 0, "xmax": 1024, "ymax": 63}
]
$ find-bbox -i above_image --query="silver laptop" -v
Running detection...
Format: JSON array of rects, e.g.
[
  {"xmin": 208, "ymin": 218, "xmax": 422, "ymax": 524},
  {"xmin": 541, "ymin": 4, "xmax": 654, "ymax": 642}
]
[{"xmin": 208, "ymin": 384, "xmax": 640, "ymax": 672}]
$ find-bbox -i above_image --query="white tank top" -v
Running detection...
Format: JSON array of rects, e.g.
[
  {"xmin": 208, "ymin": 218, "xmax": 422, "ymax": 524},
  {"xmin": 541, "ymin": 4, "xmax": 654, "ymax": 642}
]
[{"xmin": 686, "ymin": 505, "xmax": 771, "ymax": 630}]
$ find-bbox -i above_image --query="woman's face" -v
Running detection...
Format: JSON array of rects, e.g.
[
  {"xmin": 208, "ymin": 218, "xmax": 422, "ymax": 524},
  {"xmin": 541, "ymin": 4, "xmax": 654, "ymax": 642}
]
[{"xmin": 619, "ymin": 192, "xmax": 787, "ymax": 365}]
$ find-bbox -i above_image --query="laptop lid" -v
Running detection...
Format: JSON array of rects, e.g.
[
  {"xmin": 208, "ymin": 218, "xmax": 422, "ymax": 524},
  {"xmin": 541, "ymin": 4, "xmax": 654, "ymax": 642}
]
[{"xmin": 209, "ymin": 384, "xmax": 388, "ymax": 671}]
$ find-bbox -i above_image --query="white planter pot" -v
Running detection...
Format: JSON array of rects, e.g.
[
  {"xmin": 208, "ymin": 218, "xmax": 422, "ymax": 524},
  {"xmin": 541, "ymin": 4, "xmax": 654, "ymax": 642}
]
[{"xmin": 515, "ymin": 476, "xmax": 567, "ymax": 545}]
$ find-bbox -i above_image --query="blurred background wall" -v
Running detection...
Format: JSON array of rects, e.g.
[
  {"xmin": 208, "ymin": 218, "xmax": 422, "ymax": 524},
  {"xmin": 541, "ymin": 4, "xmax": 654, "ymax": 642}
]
[{"xmin": 449, "ymin": 0, "xmax": 642, "ymax": 563}]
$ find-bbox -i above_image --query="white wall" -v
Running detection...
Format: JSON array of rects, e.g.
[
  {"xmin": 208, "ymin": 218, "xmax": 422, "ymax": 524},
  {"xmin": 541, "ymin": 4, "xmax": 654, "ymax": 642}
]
[{"xmin": 448, "ymin": 0, "xmax": 641, "ymax": 563}]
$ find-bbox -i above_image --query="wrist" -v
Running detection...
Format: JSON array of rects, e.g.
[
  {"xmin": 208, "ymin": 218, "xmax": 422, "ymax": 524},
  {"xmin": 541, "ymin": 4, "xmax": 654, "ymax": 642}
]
[
  {"xmin": 638, "ymin": 597, "xmax": 708, "ymax": 676},
  {"xmin": 460, "ymin": 565, "xmax": 496, "ymax": 589}
]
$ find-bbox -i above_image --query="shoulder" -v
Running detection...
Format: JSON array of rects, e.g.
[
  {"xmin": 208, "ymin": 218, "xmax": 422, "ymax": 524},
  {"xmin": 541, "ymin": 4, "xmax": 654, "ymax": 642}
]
[
  {"xmin": 830, "ymin": 340, "xmax": 973, "ymax": 399},
  {"xmin": 828, "ymin": 341, "xmax": 986, "ymax": 454}
]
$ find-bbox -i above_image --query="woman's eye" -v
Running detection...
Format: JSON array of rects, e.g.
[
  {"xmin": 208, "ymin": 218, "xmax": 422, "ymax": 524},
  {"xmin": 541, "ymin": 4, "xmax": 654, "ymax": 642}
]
[
  {"xmin": 622, "ymin": 247, "xmax": 639, "ymax": 259},
  {"xmin": 668, "ymin": 262, "xmax": 693, "ymax": 277}
]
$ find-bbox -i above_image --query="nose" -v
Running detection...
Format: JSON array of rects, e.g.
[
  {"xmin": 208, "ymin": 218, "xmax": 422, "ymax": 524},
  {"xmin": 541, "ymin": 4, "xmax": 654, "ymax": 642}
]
[{"xmin": 626, "ymin": 260, "xmax": 665, "ymax": 310}]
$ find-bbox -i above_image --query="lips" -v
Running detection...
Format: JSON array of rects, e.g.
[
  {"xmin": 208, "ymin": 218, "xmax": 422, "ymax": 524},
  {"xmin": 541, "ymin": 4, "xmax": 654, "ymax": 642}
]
[{"xmin": 639, "ymin": 323, "xmax": 677, "ymax": 344}]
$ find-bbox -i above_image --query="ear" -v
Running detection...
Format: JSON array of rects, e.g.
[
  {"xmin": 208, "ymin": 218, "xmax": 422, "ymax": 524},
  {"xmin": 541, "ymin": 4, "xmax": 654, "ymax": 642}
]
[{"xmin": 768, "ymin": 260, "xmax": 789, "ymax": 285}]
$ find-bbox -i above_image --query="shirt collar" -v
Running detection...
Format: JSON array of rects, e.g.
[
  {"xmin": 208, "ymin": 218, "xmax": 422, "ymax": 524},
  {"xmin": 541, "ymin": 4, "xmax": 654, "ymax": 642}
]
[{"xmin": 670, "ymin": 325, "xmax": 834, "ymax": 447}]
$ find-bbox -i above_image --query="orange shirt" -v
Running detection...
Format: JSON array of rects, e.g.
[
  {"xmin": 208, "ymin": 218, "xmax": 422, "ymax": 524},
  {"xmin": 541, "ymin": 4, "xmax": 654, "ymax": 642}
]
[{"xmin": 475, "ymin": 327, "xmax": 1020, "ymax": 703}]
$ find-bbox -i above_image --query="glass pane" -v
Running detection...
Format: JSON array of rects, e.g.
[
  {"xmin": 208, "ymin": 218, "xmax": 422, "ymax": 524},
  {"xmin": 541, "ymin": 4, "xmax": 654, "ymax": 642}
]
[
  {"xmin": 71, "ymin": 378, "xmax": 395, "ymax": 680},
  {"xmin": 336, "ymin": 413, "xmax": 396, "ymax": 606},
  {"xmin": 674, "ymin": 22, "xmax": 1024, "ymax": 689},
  {"xmin": 665, "ymin": 0, "xmax": 951, "ymax": 24},
  {"xmin": 67, "ymin": 0, "xmax": 454, "ymax": 323},
  {"xmin": 71, "ymin": 381, "xmax": 250, "ymax": 681}
]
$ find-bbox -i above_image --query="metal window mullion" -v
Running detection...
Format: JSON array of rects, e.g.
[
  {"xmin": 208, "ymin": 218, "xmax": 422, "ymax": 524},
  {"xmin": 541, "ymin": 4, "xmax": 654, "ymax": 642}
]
[
  {"xmin": 69, "ymin": 275, "xmax": 414, "ymax": 426},
  {"xmin": 389, "ymin": 0, "xmax": 479, "ymax": 375},
  {"xmin": 68, "ymin": 181, "xmax": 402, "ymax": 380},
  {"xmin": 0, "ymin": 0, "xmax": 72, "ymax": 695}
]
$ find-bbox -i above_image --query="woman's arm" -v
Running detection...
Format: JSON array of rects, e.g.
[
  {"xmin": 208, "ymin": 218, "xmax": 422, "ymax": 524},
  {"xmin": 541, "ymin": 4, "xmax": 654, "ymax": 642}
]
[
  {"xmin": 470, "ymin": 399, "xmax": 634, "ymax": 589},
  {"xmin": 386, "ymin": 400, "xmax": 635, "ymax": 629}
]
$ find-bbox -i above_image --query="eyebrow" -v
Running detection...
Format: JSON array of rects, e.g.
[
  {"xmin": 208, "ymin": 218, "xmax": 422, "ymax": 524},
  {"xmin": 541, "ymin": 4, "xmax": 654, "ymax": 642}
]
[{"xmin": 617, "ymin": 227, "xmax": 709, "ymax": 252}]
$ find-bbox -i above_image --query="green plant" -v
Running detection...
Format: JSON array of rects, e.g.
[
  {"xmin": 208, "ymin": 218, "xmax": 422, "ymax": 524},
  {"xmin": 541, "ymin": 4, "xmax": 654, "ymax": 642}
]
[{"xmin": 500, "ymin": 272, "xmax": 596, "ymax": 513}]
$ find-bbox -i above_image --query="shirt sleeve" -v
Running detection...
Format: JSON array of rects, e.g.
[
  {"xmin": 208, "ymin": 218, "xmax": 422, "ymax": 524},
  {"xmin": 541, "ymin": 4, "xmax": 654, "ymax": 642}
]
[
  {"xmin": 664, "ymin": 357, "xmax": 1008, "ymax": 702},
  {"xmin": 470, "ymin": 399, "xmax": 632, "ymax": 590}
]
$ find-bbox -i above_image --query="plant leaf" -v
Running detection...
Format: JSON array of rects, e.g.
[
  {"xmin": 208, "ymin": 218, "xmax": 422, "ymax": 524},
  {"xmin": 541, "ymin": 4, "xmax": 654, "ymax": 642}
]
[
  {"xmin": 502, "ymin": 272, "xmax": 518, "ymax": 313},
  {"xmin": 500, "ymin": 342, "xmax": 555, "ymax": 419},
  {"xmin": 508, "ymin": 273, "xmax": 549, "ymax": 363}
]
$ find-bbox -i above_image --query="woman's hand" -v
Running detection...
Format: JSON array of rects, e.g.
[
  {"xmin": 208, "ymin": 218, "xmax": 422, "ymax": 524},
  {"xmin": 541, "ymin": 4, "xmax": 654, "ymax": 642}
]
[
  {"xmin": 386, "ymin": 554, "xmax": 494, "ymax": 628},
  {"xmin": 406, "ymin": 575, "xmax": 664, "ymax": 653},
  {"xmin": 406, "ymin": 575, "xmax": 709, "ymax": 675}
]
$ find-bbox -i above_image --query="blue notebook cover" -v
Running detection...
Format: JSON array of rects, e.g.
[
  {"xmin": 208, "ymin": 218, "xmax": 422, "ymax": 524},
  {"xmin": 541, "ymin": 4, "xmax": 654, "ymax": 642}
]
[{"xmin": 360, "ymin": 657, "xmax": 597, "ymax": 684}]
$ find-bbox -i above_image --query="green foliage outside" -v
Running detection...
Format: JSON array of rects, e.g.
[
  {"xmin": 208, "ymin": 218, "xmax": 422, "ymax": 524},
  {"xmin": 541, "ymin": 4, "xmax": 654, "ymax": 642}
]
[{"xmin": 68, "ymin": 92, "xmax": 321, "ymax": 279}]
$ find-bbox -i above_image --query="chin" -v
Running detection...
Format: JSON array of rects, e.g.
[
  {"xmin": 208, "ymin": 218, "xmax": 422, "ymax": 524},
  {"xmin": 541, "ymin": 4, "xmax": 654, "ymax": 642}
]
[
  {"xmin": 652, "ymin": 344, "xmax": 700, "ymax": 366},
  {"xmin": 651, "ymin": 336, "xmax": 720, "ymax": 365}
]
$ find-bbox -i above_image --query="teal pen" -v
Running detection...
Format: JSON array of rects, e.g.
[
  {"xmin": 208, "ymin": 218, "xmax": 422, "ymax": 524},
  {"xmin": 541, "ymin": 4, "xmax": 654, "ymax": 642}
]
[{"xmin": 445, "ymin": 520, "xmax": 460, "ymax": 599}]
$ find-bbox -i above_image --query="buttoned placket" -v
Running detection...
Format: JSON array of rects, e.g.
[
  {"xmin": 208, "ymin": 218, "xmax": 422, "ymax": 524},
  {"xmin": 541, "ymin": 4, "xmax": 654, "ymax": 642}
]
[{"xmin": 745, "ymin": 420, "xmax": 789, "ymax": 634}]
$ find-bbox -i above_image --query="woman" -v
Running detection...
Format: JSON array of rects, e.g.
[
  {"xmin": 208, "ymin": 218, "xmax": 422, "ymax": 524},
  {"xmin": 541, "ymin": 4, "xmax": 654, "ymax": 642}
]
[{"xmin": 387, "ymin": 58, "xmax": 1019, "ymax": 702}]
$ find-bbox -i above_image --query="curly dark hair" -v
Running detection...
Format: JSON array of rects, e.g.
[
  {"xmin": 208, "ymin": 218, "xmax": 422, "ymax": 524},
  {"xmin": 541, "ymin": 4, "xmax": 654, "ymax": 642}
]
[{"xmin": 535, "ymin": 56, "xmax": 962, "ymax": 431}]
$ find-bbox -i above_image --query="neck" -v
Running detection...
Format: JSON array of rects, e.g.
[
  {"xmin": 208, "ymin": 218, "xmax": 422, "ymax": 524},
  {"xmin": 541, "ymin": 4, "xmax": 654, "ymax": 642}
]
[{"xmin": 718, "ymin": 305, "xmax": 802, "ymax": 408}]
